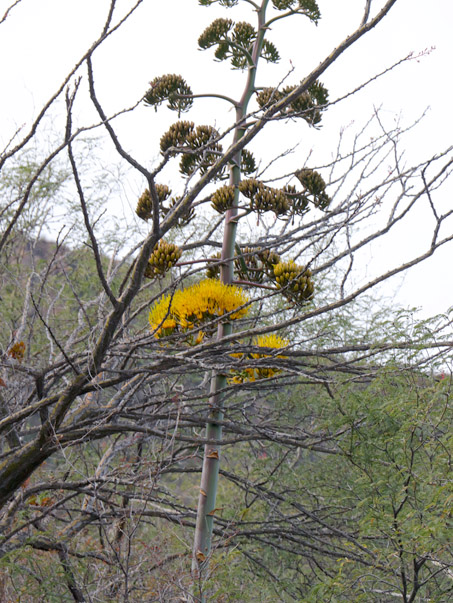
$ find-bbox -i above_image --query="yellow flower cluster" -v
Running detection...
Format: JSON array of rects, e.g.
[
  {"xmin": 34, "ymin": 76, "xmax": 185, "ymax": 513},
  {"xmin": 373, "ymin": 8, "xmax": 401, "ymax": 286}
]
[
  {"xmin": 149, "ymin": 278, "xmax": 249, "ymax": 341},
  {"xmin": 230, "ymin": 334, "xmax": 289, "ymax": 383}
]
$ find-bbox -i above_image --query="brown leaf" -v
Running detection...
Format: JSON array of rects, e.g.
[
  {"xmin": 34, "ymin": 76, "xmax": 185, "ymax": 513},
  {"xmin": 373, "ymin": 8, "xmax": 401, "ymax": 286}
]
[
  {"xmin": 196, "ymin": 550, "xmax": 206, "ymax": 563},
  {"xmin": 8, "ymin": 341, "xmax": 25, "ymax": 362},
  {"xmin": 206, "ymin": 450, "xmax": 219, "ymax": 459},
  {"xmin": 40, "ymin": 497, "xmax": 54, "ymax": 507}
]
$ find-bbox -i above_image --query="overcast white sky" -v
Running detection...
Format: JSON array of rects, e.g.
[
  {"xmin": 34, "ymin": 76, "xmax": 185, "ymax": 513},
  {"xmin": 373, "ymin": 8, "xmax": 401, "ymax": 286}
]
[{"xmin": 1, "ymin": 0, "xmax": 452, "ymax": 317}]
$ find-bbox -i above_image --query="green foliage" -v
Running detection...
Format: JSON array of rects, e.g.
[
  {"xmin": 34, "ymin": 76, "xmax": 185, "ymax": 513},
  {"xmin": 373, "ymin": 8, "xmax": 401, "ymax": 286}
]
[{"xmin": 292, "ymin": 373, "xmax": 453, "ymax": 601}]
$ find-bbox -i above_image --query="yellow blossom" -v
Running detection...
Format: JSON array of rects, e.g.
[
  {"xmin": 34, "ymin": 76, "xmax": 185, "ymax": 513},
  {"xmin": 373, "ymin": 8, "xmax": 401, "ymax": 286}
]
[
  {"xmin": 229, "ymin": 333, "xmax": 289, "ymax": 382},
  {"xmin": 149, "ymin": 279, "xmax": 249, "ymax": 340}
]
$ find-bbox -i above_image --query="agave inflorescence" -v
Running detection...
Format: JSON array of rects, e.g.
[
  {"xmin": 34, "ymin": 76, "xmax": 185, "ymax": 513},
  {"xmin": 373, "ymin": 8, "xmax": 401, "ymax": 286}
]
[
  {"xmin": 272, "ymin": 259, "xmax": 314, "ymax": 304},
  {"xmin": 144, "ymin": 240, "xmax": 182, "ymax": 279},
  {"xmin": 149, "ymin": 278, "xmax": 249, "ymax": 342},
  {"xmin": 144, "ymin": 74, "xmax": 193, "ymax": 116},
  {"xmin": 230, "ymin": 333, "xmax": 289, "ymax": 383}
]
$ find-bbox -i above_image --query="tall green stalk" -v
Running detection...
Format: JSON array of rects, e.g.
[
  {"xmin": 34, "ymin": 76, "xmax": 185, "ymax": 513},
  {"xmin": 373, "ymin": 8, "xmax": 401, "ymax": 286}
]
[{"xmin": 191, "ymin": 0, "xmax": 271, "ymax": 593}]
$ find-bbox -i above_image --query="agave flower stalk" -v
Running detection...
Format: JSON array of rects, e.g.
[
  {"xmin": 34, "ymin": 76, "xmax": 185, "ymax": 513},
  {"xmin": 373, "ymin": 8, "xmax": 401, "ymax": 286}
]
[{"xmin": 191, "ymin": 0, "xmax": 272, "ymax": 589}]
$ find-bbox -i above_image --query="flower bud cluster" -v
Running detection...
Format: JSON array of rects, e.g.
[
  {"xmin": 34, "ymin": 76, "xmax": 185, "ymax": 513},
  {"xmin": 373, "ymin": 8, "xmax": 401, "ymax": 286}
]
[
  {"xmin": 199, "ymin": 0, "xmax": 239, "ymax": 6},
  {"xmin": 206, "ymin": 247, "xmax": 281, "ymax": 283},
  {"xmin": 136, "ymin": 189, "xmax": 152, "ymax": 221},
  {"xmin": 206, "ymin": 252, "xmax": 222, "ymax": 279},
  {"xmin": 198, "ymin": 18, "xmax": 233, "ymax": 53},
  {"xmin": 160, "ymin": 121, "xmax": 195, "ymax": 155},
  {"xmin": 235, "ymin": 247, "xmax": 264, "ymax": 283},
  {"xmin": 241, "ymin": 149, "xmax": 256, "ymax": 176},
  {"xmin": 272, "ymin": 0, "xmax": 321, "ymax": 22},
  {"xmin": 256, "ymin": 80, "xmax": 328, "ymax": 126},
  {"xmin": 198, "ymin": 18, "xmax": 278, "ymax": 69},
  {"xmin": 144, "ymin": 74, "xmax": 193, "ymax": 115},
  {"xmin": 239, "ymin": 179, "xmax": 289, "ymax": 216},
  {"xmin": 211, "ymin": 185, "xmax": 235, "ymax": 214},
  {"xmin": 272, "ymin": 260, "xmax": 314, "ymax": 303},
  {"xmin": 159, "ymin": 121, "xmax": 224, "ymax": 178},
  {"xmin": 136, "ymin": 185, "xmax": 172, "ymax": 221},
  {"xmin": 259, "ymin": 248, "xmax": 281, "ymax": 273},
  {"xmin": 295, "ymin": 168, "xmax": 330, "ymax": 209},
  {"xmin": 180, "ymin": 125, "xmax": 223, "ymax": 176},
  {"xmin": 144, "ymin": 240, "xmax": 182, "ymax": 279},
  {"xmin": 282, "ymin": 184, "xmax": 309, "ymax": 214}
]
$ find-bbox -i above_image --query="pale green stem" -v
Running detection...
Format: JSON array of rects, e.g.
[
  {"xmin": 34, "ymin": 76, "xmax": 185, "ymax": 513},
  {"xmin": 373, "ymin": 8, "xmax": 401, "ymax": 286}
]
[{"xmin": 191, "ymin": 1, "xmax": 270, "ymax": 599}]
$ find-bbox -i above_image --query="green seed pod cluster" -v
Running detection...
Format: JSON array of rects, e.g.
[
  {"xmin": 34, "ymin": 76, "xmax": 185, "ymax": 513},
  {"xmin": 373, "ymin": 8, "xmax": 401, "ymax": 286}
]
[
  {"xmin": 230, "ymin": 21, "xmax": 257, "ymax": 68},
  {"xmin": 295, "ymin": 168, "xmax": 330, "ymax": 209},
  {"xmin": 156, "ymin": 184, "xmax": 172, "ymax": 203},
  {"xmin": 234, "ymin": 21, "xmax": 255, "ymax": 47},
  {"xmin": 211, "ymin": 185, "xmax": 235, "ymax": 214},
  {"xmin": 272, "ymin": 260, "xmax": 314, "ymax": 304},
  {"xmin": 272, "ymin": 0, "xmax": 295, "ymax": 8},
  {"xmin": 286, "ymin": 81, "xmax": 328, "ymax": 125},
  {"xmin": 144, "ymin": 74, "xmax": 193, "ymax": 115},
  {"xmin": 160, "ymin": 122, "xmax": 224, "ymax": 178},
  {"xmin": 288, "ymin": 89, "xmax": 318, "ymax": 124},
  {"xmin": 186, "ymin": 124, "xmax": 219, "ymax": 148},
  {"xmin": 287, "ymin": 90, "xmax": 324, "ymax": 126},
  {"xmin": 160, "ymin": 121, "xmax": 195, "ymax": 155},
  {"xmin": 144, "ymin": 240, "xmax": 182, "ymax": 279},
  {"xmin": 206, "ymin": 252, "xmax": 222, "ymax": 279}
]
